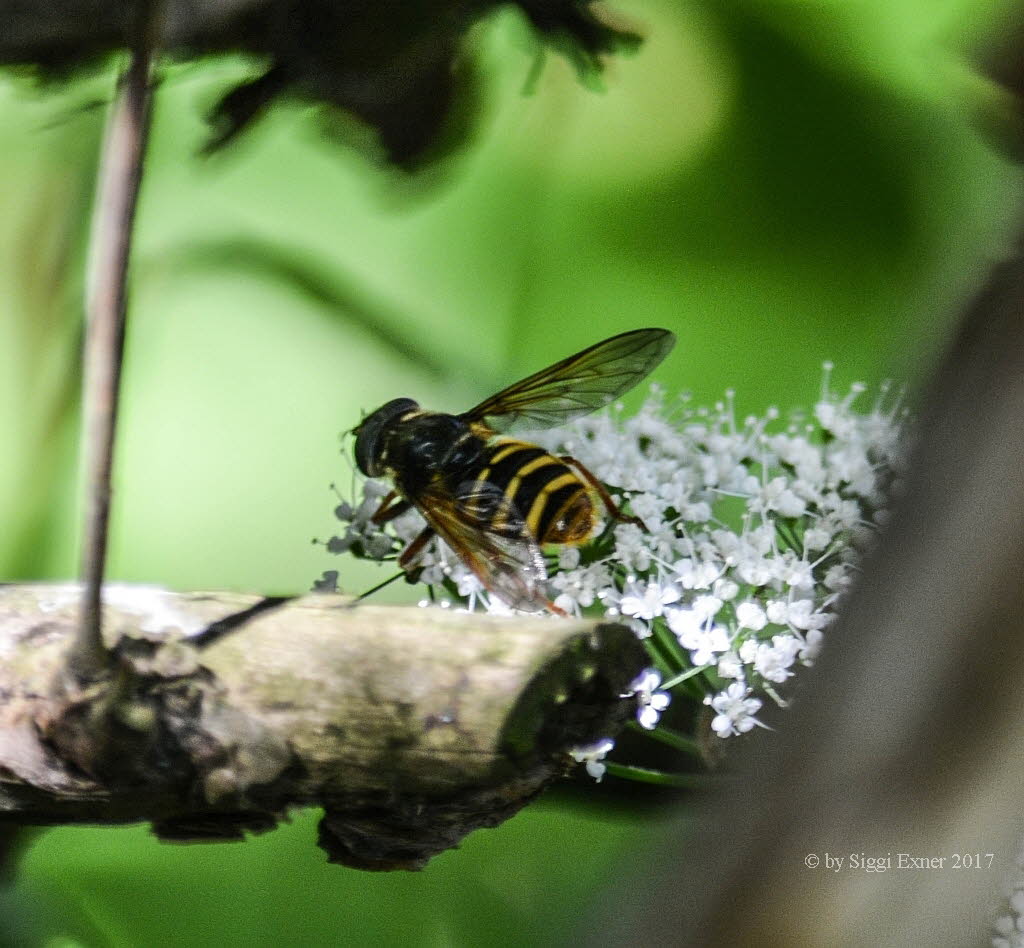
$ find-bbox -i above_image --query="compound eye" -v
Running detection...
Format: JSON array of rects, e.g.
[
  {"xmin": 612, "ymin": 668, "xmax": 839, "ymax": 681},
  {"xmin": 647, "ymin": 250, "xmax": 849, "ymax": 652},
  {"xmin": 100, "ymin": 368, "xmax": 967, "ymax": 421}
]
[
  {"xmin": 353, "ymin": 426, "xmax": 379, "ymax": 477},
  {"xmin": 353, "ymin": 398, "xmax": 418, "ymax": 477}
]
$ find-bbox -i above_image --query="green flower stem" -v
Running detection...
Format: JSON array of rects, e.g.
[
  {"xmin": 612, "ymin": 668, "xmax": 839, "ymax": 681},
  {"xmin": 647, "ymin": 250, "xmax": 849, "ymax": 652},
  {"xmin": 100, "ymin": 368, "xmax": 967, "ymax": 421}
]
[
  {"xmin": 651, "ymin": 617, "xmax": 689, "ymax": 672},
  {"xmin": 644, "ymin": 629, "xmax": 683, "ymax": 678},
  {"xmin": 633, "ymin": 722, "xmax": 702, "ymax": 757},
  {"xmin": 604, "ymin": 762, "xmax": 714, "ymax": 789},
  {"xmin": 775, "ymin": 519, "xmax": 803, "ymax": 554},
  {"xmin": 660, "ymin": 664, "xmax": 712, "ymax": 690}
]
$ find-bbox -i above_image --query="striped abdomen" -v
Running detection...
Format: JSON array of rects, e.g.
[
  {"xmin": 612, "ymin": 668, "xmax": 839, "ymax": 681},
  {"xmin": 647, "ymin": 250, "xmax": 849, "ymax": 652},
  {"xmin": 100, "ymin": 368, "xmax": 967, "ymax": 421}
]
[{"xmin": 472, "ymin": 439, "xmax": 595, "ymax": 545}]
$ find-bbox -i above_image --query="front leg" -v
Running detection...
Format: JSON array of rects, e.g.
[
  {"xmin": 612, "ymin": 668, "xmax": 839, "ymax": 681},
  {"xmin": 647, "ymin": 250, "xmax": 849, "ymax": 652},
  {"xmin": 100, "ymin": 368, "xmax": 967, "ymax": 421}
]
[{"xmin": 372, "ymin": 491, "xmax": 412, "ymax": 525}]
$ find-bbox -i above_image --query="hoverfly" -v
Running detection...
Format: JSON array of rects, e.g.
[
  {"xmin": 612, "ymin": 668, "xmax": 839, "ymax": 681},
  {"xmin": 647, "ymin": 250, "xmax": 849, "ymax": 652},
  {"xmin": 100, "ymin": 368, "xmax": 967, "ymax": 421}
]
[{"xmin": 352, "ymin": 328, "xmax": 676, "ymax": 614}]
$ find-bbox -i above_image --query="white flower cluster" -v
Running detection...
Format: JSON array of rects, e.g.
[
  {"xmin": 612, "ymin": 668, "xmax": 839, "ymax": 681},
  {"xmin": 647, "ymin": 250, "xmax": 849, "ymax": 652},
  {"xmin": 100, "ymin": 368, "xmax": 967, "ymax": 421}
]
[{"xmin": 324, "ymin": 368, "xmax": 906, "ymax": 779}]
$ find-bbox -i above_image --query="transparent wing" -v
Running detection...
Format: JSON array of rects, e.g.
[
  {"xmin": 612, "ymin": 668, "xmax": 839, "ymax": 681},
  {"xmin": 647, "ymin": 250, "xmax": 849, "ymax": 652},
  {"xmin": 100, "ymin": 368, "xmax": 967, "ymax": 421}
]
[
  {"xmin": 463, "ymin": 328, "xmax": 675, "ymax": 433},
  {"xmin": 413, "ymin": 480, "xmax": 550, "ymax": 613}
]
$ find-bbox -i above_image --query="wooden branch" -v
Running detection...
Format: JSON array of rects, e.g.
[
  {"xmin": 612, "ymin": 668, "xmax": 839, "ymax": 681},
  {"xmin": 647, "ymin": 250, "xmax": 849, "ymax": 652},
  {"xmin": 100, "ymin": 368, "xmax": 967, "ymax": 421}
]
[
  {"xmin": 78, "ymin": 3, "xmax": 161, "ymax": 680},
  {"xmin": 0, "ymin": 585, "xmax": 645, "ymax": 870}
]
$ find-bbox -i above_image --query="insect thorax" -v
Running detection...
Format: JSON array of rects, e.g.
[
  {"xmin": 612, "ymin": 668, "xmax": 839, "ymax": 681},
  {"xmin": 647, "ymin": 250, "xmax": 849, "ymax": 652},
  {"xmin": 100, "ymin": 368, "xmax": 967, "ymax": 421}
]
[{"xmin": 386, "ymin": 413, "xmax": 486, "ymax": 496}]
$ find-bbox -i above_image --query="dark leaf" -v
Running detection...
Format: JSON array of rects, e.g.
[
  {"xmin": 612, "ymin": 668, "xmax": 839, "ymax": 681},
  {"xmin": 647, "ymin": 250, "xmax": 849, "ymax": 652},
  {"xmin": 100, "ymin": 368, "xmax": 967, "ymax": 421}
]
[{"xmin": 0, "ymin": 0, "xmax": 640, "ymax": 166}]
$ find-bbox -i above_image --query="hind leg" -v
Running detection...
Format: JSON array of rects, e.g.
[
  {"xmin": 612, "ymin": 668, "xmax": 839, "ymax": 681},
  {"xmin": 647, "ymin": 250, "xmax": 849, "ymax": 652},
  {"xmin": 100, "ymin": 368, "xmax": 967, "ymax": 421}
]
[{"xmin": 559, "ymin": 456, "xmax": 643, "ymax": 528}]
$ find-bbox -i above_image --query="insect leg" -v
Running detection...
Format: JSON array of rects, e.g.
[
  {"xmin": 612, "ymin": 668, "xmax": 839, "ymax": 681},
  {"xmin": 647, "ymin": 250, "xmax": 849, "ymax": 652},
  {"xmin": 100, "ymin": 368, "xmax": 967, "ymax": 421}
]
[
  {"xmin": 558, "ymin": 456, "xmax": 644, "ymax": 528},
  {"xmin": 354, "ymin": 571, "xmax": 406, "ymax": 603},
  {"xmin": 544, "ymin": 597, "xmax": 569, "ymax": 618},
  {"xmin": 399, "ymin": 526, "xmax": 436, "ymax": 570},
  {"xmin": 372, "ymin": 492, "xmax": 412, "ymax": 525}
]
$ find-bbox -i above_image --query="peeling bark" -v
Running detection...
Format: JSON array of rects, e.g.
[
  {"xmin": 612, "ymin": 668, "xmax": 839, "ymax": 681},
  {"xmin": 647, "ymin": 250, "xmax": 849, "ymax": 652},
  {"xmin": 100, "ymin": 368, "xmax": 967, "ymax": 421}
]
[{"xmin": 0, "ymin": 584, "xmax": 645, "ymax": 870}]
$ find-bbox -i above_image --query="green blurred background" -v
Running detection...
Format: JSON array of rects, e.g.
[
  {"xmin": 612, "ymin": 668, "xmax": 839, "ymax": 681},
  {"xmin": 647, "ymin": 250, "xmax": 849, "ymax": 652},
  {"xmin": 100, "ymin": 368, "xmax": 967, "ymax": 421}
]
[{"xmin": 1, "ymin": 0, "xmax": 1020, "ymax": 944}]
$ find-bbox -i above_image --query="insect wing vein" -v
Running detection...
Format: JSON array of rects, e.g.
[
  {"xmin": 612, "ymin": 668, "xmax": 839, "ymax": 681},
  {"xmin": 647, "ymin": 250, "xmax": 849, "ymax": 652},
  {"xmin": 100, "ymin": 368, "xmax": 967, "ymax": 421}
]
[
  {"xmin": 412, "ymin": 480, "xmax": 549, "ymax": 613},
  {"xmin": 463, "ymin": 328, "xmax": 675, "ymax": 432}
]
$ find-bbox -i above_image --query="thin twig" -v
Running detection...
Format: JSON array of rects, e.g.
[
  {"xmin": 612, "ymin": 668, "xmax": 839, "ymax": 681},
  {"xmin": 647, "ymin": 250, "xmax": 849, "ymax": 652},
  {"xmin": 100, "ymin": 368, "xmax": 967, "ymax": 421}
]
[{"xmin": 76, "ymin": 3, "xmax": 161, "ymax": 679}]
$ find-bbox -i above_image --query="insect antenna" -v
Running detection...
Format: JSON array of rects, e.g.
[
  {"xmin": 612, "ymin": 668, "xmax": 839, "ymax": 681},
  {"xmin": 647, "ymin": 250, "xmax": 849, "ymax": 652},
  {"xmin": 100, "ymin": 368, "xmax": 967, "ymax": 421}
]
[{"xmin": 334, "ymin": 429, "xmax": 360, "ymax": 500}]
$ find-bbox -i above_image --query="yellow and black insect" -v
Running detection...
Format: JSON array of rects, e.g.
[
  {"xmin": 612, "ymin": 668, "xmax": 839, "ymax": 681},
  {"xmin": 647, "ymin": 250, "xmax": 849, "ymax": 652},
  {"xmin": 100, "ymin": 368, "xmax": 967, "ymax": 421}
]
[{"xmin": 352, "ymin": 328, "xmax": 676, "ymax": 613}]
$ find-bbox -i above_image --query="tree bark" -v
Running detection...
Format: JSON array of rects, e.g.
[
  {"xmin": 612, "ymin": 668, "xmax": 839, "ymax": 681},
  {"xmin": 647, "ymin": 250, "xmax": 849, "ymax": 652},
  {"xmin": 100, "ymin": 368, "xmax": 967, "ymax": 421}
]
[{"xmin": 0, "ymin": 584, "xmax": 645, "ymax": 870}]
